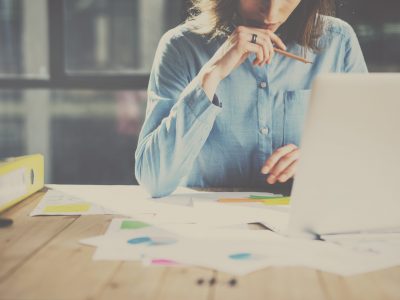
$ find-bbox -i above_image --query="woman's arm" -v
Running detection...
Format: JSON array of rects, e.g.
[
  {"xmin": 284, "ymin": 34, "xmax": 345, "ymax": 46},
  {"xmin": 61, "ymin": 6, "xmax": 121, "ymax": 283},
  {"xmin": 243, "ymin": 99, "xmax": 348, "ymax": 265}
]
[{"xmin": 134, "ymin": 32, "xmax": 222, "ymax": 197}]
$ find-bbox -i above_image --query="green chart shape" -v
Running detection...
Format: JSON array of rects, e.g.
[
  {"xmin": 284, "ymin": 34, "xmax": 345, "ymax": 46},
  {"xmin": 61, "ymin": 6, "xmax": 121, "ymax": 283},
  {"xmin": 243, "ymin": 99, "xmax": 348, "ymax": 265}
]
[{"xmin": 120, "ymin": 220, "xmax": 150, "ymax": 230}]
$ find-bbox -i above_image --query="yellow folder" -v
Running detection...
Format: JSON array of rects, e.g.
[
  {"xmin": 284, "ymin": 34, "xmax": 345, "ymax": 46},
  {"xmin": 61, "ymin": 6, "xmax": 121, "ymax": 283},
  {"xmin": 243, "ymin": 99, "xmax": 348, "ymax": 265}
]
[{"xmin": 0, "ymin": 154, "xmax": 44, "ymax": 213}]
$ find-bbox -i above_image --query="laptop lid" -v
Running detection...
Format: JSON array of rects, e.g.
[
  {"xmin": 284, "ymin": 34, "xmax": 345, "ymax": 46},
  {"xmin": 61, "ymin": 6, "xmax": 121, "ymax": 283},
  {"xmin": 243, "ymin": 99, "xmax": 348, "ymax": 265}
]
[{"xmin": 288, "ymin": 73, "xmax": 400, "ymax": 237}]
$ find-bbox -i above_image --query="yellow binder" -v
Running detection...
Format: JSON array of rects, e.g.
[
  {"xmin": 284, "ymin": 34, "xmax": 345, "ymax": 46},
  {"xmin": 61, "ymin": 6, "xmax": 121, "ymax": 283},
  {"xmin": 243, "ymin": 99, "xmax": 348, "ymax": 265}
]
[{"xmin": 0, "ymin": 154, "xmax": 44, "ymax": 213}]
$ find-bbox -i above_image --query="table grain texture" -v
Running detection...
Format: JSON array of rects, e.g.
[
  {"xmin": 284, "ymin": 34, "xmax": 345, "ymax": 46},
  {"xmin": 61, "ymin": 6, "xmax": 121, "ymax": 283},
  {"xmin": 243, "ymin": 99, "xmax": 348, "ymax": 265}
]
[{"xmin": 1, "ymin": 190, "xmax": 399, "ymax": 300}]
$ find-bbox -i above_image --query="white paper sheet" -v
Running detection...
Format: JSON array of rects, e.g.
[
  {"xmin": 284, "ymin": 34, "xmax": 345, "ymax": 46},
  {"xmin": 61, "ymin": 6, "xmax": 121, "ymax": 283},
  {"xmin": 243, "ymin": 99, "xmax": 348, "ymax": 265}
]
[
  {"xmin": 142, "ymin": 235, "xmax": 400, "ymax": 276},
  {"xmin": 193, "ymin": 201, "xmax": 290, "ymax": 232},
  {"xmin": 80, "ymin": 218, "xmax": 174, "ymax": 260},
  {"xmin": 80, "ymin": 218, "xmax": 400, "ymax": 276},
  {"xmin": 47, "ymin": 185, "xmax": 289, "ymax": 228},
  {"xmin": 47, "ymin": 185, "xmax": 203, "ymax": 223},
  {"xmin": 322, "ymin": 233, "xmax": 400, "ymax": 259},
  {"xmin": 30, "ymin": 189, "xmax": 115, "ymax": 216}
]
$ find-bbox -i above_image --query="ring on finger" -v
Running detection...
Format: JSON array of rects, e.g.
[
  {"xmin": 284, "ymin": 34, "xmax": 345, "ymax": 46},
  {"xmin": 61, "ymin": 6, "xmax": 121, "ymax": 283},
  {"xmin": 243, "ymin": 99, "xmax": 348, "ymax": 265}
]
[{"xmin": 250, "ymin": 33, "xmax": 257, "ymax": 44}]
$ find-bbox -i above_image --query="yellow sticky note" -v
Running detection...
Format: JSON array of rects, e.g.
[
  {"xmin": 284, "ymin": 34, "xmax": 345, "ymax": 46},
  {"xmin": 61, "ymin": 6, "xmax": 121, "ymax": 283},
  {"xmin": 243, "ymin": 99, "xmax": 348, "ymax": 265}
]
[
  {"xmin": 262, "ymin": 197, "xmax": 290, "ymax": 206},
  {"xmin": 44, "ymin": 202, "xmax": 91, "ymax": 213}
]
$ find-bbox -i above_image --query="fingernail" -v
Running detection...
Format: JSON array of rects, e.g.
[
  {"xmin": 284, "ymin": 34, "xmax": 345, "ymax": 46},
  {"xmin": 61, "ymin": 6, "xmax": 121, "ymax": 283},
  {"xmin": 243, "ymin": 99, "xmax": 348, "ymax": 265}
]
[
  {"xmin": 261, "ymin": 166, "xmax": 269, "ymax": 174},
  {"xmin": 278, "ymin": 175, "xmax": 287, "ymax": 182},
  {"xmin": 267, "ymin": 175, "xmax": 276, "ymax": 184}
]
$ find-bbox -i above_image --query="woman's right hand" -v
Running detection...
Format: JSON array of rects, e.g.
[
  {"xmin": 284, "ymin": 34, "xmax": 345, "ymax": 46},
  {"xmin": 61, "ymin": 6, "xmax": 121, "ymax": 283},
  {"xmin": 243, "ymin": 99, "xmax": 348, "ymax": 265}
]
[{"xmin": 199, "ymin": 26, "xmax": 287, "ymax": 100}]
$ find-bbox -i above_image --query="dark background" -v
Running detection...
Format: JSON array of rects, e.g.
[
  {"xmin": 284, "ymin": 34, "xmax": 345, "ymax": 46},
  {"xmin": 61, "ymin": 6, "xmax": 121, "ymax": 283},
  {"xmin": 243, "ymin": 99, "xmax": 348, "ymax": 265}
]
[{"xmin": 0, "ymin": 0, "xmax": 399, "ymax": 184}]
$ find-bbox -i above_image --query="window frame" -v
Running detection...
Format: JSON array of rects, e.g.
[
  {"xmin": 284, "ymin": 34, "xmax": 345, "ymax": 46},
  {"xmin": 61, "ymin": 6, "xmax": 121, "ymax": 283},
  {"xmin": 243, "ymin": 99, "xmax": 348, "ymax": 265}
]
[{"xmin": 0, "ymin": 0, "xmax": 187, "ymax": 90}]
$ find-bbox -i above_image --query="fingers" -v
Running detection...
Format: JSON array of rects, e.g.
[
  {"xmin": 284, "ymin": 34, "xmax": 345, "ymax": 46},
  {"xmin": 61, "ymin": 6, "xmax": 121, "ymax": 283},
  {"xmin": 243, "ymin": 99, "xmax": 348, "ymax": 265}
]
[
  {"xmin": 250, "ymin": 34, "xmax": 268, "ymax": 65},
  {"xmin": 235, "ymin": 26, "xmax": 286, "ymax": 66},
  {"xmin": 247, "ymin": 27, "xmax": 287, "ymax": 50},
  {"xmin": 236, "ymin": 27, "xmax": 265, "ymax": 65},
  {"xmin": 266, "ymin": 31, "xmax": 287, "ymax": 51},
  {"xmin": 267, "ymin": 149, "xmax": 299, "ymax": 184},
  {"xmin": 264, "ymin": 37, "xmax": 274, "ymax": 65},
  {"xmin": 261, "ymin": 144, "xmax": 299, "ymax": 184},
  {"xmin": 245, "ymin": 42, "xmax": 264, "ymax": 66},
  {"xmin": 268, "ymin": 160, "xmax": 299, "ymax": 184},
  {"xmin": 244, "ymin": 27, "xmax": 286, "ymax": 64},
  {"xmin": 249, "ymin": 33, "xmax": 274, "ymax": 65},
  {"xmin": 261, "ymin": 144, "xmax": 298, "ymax": 174},
  {"xmin": 269, "ymin": 148, "xmax": 300, "ymax": 177}
]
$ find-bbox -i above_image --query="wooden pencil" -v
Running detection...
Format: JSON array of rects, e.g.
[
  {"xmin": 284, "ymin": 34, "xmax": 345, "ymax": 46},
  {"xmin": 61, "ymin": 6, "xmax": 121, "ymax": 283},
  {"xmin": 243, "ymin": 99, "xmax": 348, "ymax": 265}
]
[
  {"xmin": 274, "ymin": 48, "xmax": 312, "ymax": 64},
  {"xmin": 218, "ymin": 197, "xmax": 290, "ymax": 205}
]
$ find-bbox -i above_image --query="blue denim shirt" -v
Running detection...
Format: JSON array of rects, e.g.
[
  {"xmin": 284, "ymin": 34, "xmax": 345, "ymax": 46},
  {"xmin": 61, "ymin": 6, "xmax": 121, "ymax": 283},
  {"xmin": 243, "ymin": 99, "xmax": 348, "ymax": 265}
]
[{"xmin": 135, "ymin": 16, "xmax": 368, "ymax": 197}]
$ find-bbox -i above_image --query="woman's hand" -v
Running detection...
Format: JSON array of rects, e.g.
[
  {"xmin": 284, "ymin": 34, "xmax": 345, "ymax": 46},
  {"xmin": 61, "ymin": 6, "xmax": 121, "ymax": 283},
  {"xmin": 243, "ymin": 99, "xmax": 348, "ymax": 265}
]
[
  {"xmin": 199, "ymin": 26, "xmax": 286, "ymax": 100},
  {"xmin": 261, "ymin": 144, "xmax": 300, "ymax": 184}
]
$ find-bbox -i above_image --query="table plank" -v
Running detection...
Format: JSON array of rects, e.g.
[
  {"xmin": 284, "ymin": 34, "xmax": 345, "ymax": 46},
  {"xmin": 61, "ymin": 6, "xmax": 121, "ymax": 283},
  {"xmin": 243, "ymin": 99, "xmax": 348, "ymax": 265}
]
[
  {"xmin": 93, "ymin": 262, "xmax": 166, "ymax": 300},
  {"xmin": 319, "ymin": 268, "xmax": 400, "ymax": 300},
  {"xmin": 213, "ymin": 267, "xmax": 327, "ymax": 300},
  {"xmin": 0, "ymin": 190, "xmax": 77, "ymax": 281},
  {"xmin": 2, "ymin": 190, "xmax": 400, "ymax": 300},
  {"xmin": 371, "ymin": 267, "xmax": 400, "ymax": 300},
  {"xmin": 94, "ymin": 263, "xmax": 213, "ymax": 300},
  {"xmin": 0, "ymin": 214, "xmax": 119, "ymax": 300},
  {"xmin": 154, "ymin": 267, "xmax": 213, "ymax": 300}
]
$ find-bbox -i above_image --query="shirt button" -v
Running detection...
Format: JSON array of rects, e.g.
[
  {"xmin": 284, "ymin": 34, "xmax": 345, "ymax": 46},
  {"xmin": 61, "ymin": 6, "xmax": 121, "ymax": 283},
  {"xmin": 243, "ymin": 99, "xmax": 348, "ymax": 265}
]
[
  {"xmin": 260, "ymin": 127, "xmax": 269, "ymax": 135},
  {"xmin": 259, "ymin": 82, "xmax": 267, "ymax": 88}
]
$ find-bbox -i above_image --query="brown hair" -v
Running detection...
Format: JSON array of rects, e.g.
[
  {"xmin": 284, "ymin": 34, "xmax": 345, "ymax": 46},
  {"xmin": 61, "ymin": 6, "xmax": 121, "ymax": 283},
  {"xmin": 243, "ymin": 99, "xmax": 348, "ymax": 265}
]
[{"xmin": 186, "ymin": 0, "xmax": 335, "ymax": 51}]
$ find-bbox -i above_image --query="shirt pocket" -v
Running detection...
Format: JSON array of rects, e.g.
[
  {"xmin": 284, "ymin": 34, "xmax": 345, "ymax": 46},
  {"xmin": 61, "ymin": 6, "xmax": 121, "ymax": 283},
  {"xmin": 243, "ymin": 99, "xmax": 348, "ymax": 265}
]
[{"xmin": 283, "ymin": 89, "xmax": 311, "ymax": 147}]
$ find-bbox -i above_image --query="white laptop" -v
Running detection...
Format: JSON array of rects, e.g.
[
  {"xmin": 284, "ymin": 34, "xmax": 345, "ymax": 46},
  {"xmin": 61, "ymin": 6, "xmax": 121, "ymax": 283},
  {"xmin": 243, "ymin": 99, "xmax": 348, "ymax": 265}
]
[{"xmin": 288, "ymin": 73, "xmax": 400, "ymax": 238}]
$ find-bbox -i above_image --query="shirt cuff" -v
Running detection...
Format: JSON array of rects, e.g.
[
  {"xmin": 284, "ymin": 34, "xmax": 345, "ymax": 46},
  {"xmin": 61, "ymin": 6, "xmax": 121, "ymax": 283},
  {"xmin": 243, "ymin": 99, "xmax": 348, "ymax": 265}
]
[
  {"xmin": 181, "ymin": 78, "xmax": 222, "ymax": 123},
  {"xmin": 212, "ymin": 94, "xmax": 222, "ymax": 108}
]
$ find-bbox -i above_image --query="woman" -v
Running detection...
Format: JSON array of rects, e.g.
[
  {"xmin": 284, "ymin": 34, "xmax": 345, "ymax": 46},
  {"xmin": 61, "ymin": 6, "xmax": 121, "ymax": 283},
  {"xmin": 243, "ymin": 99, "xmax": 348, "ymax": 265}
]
[{"xmin": 135, "ymin": 0, "xmax": 367, "ymax": 197}]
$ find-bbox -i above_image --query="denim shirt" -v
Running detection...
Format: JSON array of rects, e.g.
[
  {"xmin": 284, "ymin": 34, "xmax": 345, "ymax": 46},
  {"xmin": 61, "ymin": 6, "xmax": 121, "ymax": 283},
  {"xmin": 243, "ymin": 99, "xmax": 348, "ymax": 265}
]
[{"xmin": 135, "ymin": 16, "xmax": 368, "ymax": 197}]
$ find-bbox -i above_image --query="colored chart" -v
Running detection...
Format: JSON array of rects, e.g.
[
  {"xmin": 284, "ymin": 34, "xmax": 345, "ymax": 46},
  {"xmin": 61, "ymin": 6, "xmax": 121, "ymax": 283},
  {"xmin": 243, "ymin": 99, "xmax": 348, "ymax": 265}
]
[
  {"xmin": 120, "ymin": 220, "xmax": 150, "ymax": 230},
  {"xmin": 127, "ymin": 236, "xmax": 177, "ymax": 246},
  {"xmin": 229, "ymin": 252, "xmax": 263, "ymax": 260}
]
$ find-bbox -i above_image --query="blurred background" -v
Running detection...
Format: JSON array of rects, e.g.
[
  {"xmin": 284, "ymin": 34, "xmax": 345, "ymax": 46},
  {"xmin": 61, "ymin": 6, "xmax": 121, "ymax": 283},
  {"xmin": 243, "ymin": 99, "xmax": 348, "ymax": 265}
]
[{"xmin": 0, "ymin": 0, "xmax": 399, "ymax": 184}]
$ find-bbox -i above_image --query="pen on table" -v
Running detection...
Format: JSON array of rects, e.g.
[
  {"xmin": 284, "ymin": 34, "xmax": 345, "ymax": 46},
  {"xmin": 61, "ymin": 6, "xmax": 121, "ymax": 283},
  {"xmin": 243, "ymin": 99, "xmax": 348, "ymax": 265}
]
[
  {"xmin": 218, "ymin": 197, "xmax": 290, "ymax": 205},
  {"xmin": 274, "ymin": 48, "xmax": 313, "ymax": 64}
]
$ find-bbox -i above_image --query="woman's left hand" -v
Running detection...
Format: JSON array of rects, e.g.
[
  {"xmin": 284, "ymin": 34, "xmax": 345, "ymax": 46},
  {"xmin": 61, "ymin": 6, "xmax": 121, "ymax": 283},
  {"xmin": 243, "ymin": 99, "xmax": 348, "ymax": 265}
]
[{"xmin": 260, "ymin": 144, "xmax": 300, "ymax": 184}]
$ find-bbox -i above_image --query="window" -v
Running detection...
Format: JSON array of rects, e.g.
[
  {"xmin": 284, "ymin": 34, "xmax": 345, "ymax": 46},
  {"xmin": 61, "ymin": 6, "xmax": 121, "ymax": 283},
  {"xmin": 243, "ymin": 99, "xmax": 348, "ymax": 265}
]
[
  {"xmin": 0, "ymin": 0, "xmax": 186, "ymax": 184},
  {"xmin": 64, "ymin": 0, "xmax": 183, "ymax": 74},
  {"xmin": 0, "ymin": 0, "xmax": 399, "ymax": 184},
  {"xmin": 0, "ymin": 0, "xmax": 48, "ymax": 78},
  {"xmin": 336, "ymin": 0, "xmax": 400, "ymax": 71}
]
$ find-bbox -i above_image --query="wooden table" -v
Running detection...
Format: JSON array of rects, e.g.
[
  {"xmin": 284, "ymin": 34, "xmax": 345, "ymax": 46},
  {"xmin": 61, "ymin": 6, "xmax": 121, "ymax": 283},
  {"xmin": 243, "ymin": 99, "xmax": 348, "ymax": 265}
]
[{"xmin": 1, "ymin": 190, "xmax": 400, "ymax": 300}]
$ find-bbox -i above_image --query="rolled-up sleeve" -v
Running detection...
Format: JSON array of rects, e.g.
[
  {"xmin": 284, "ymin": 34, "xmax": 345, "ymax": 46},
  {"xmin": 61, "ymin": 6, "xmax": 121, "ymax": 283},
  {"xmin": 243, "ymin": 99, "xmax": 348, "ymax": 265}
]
[{"xmin": 134, "ymin": 31, "xmax": 222, "ymax": 197}]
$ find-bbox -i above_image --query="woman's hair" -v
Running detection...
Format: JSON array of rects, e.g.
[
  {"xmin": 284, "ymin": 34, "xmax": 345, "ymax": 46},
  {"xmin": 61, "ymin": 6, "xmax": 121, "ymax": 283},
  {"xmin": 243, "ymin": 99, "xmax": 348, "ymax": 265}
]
[{"xmin": 186, "ymin": 0, "xmax": 335, "ymax": 51}]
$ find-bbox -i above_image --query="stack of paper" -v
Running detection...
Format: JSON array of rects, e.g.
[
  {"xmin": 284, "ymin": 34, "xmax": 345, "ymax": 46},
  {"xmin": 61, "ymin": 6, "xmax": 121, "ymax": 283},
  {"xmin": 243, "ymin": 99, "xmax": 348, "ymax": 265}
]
[
  {"xmin": 80, "ymin": 218, "xmax": 400, "ymax": 276},
  {"xmin": 41, "ymin": 185, "xmax": 400, "ymax": 276}
]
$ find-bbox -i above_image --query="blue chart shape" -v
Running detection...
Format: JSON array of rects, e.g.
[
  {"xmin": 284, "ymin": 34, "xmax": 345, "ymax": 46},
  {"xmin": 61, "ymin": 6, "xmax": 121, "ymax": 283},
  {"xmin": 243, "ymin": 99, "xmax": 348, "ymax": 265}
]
[
  {"xmin": 229, "ymin": 252, "xmax": 252, "ymax": 260},
  {"xmin": 127, "ymin": 236, "xmax": 177, "ymax": 246},
  {"xmin": 127, "ymin": 236, "xmax": 152, "ymax": 245}
]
